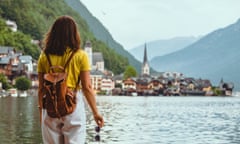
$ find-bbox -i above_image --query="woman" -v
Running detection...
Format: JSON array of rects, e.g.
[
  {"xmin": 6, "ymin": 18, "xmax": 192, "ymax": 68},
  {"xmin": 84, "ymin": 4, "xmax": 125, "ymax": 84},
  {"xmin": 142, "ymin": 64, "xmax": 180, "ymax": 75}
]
[{"xmin": 37, "ymin": 15, "xmax": 104, "ymax": 143}]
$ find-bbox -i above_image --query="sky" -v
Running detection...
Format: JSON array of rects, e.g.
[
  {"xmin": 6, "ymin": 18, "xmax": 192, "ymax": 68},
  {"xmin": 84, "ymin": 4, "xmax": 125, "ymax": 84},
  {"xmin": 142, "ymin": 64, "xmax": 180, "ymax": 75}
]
[{"xmin": 80, "ymin": 0, "xmax": 240, "ymax": 50}]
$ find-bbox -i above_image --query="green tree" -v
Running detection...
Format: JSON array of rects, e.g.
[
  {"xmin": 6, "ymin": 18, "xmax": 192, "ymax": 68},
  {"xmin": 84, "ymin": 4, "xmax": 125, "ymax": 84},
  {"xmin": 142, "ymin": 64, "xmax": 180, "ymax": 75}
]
[
  {"xmin": 123, "ymin": 66, "xmax": 137, "ymax": 80},
  {"xmin": 0, "ymin": 73, "xmax": 12, "ymax": 89},
  {"xmin": 15, "ymin": 76, "xmax": 31, "ymax": 91},
  {"xmin": 212, "ymin": 87, "xmax": 222, "ymax": 96},
  {"xmin": 0, "ymin": 18, "xmax": 40, "ymax": 59}
]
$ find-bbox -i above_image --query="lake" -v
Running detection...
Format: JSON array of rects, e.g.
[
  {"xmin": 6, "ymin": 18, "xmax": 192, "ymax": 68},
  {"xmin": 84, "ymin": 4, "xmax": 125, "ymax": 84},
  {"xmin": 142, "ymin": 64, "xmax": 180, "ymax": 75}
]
[{"xmin": 0, "ymin": 95, "xmax": 240, "ymax": 144}]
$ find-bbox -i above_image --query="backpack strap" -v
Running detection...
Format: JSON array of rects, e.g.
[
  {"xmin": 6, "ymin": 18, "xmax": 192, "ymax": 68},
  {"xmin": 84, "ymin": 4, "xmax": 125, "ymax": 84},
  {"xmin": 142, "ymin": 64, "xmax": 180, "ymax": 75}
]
[
  {"xmin": 63, "ymin": 51, "xmax": 76, "ymax": 70},
  {"xmin": 46, "ymin": 53, "xmax": 52, "ymax": 67},
  {"xmin": 45, "ymin": 51, "xmax": 76, "ymax": 72},
  {"xmin": 45, "ymin": 51, "xmax": 79, "ymax": 89}
]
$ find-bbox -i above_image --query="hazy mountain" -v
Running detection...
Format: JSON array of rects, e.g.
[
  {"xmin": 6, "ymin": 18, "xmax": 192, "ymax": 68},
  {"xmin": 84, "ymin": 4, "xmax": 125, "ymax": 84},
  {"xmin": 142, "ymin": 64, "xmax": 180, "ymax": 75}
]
[
  {"xmin": 129, "ymin": 36, "xmax": 200, "ymax": 61},
  {"xmin": 65, "ymin": 0, "xmax": 142, "ymax": 72},
  {"xmin": 150, "ymin": 19, "xmax": 240, "ymax": 89}
]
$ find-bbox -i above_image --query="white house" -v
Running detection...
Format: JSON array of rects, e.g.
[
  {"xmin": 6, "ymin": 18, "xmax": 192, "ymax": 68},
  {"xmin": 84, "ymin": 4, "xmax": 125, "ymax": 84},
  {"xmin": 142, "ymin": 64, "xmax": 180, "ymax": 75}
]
[
  {"xmin": 90, "ymin": 70, "xmax": 103, "ymax": 93},
  {"xmin": 6, "ymin": 20, "xmax": 17, "ymax": 32},
  {"xmin": 101, "ymin": 77, "xmax": 115, "ymax": 92},
  {"xmin": 19, "ymin": 55, "xmax": 33, "ymax": 72}
]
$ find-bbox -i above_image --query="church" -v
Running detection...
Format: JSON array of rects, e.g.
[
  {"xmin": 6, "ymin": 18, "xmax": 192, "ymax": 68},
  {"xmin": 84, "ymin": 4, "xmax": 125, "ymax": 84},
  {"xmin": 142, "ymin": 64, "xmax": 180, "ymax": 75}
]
[
  {"xmin": 84, "ymin": 40, "xmax": 104, "ymax": 72},
  {"xmin": 141, "ymin": 43, "xmax": 150, "ymax": 76}
]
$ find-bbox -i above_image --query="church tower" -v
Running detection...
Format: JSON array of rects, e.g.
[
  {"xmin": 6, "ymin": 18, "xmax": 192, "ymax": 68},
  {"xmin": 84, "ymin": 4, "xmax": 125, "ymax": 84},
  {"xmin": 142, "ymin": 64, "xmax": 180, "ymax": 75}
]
[
  {"xmin": 141, "ymin": 43, "xmax": 150, "ymax": 75},
  {"xmin": 84, "ymin": 40, "xmax": 92, "ymax": 66}
]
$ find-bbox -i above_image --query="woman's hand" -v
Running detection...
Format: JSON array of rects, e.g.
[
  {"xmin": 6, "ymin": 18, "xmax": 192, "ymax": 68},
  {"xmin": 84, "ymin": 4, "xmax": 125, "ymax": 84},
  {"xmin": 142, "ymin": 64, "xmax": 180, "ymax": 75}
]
[
  {"xmin": 80, "ymin": 71, "xmax": 104, "ymax": 128},
  {"xmin": 94, "ymin": 113, "xmax": 104, "ymax": 128}
]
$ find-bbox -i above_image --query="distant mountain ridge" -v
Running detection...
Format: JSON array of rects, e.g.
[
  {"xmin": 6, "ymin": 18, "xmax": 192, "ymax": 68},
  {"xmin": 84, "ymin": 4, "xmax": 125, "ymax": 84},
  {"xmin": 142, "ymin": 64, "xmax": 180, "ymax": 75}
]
[
  {"xmin": 65, "ymin": 0, "xmax": 142, "ymax": 72},
  {"xmin": 129, "ymin": 36, "xmax": 200, "ymax": 61},
  {"xmin": 150, "ymin": 19, "xmax": 240, "ymax": 90}
]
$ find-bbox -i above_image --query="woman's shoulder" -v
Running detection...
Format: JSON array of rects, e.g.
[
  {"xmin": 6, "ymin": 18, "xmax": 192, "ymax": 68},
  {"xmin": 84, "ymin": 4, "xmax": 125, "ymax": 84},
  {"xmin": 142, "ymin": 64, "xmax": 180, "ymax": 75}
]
[
  {"xmin": 75, "ymin": 49, "xmax": 88, "ymax": 57},
  {"xmin": 38, "ymin": 51, "xmax": 47, "ymax": 61}
]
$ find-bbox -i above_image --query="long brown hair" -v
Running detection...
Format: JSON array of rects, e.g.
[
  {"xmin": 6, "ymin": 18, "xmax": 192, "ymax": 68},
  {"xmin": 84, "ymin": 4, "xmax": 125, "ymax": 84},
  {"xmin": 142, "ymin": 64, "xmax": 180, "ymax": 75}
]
[{"xmin": 43, "ymin": 15, "xmax": 81, "ymax": 55}]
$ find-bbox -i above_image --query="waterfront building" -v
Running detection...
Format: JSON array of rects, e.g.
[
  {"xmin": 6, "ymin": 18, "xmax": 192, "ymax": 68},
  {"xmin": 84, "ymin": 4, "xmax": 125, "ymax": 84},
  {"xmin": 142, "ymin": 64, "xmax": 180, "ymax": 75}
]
[
  {"xmin": 122, "ymin": 78, "xmax": 136, "ymax": 90},
  {"xmin": 136, "ymin": 75, "xmax": 152, "ymax": 95},
  {"xmin": 101, "ymin": 76, "xmax": 115, "ymax": 94},
  {"xmin": 219, "ymin": 78, "xmax": 234, "ymax": 96},
  {"xmin": 90, "ymin": 70, "xmax": 103, "ymax": 93},
  {"xmin": 112, "ymin": 74, "xmax": 123, "ymax": 88}
]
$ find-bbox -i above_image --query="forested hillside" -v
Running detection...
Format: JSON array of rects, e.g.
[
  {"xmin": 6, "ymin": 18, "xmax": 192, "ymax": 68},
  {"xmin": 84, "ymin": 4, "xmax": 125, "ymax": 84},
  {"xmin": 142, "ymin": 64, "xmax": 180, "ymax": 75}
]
[
  {"xmin": 65, "ymin": 0, "xmax": 142, "ymax": 73},
  {"xmin": 0, "ymin": 18, "xmax": 40, "ymax": 59},
  {"xmin": 0, "ymin": 0, "xmax": 128, "ymax": 74}
]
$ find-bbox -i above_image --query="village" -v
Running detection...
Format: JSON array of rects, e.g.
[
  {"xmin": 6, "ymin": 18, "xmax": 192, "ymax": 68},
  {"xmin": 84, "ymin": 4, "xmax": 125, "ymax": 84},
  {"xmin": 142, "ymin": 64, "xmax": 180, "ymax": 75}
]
[
  {"xmin": 0, "ymin": 41, "xmax": 234, "ymax": 97},
  {"xmin": 0, "ymin": 20, "xmax": 234, "ymax": 97}
]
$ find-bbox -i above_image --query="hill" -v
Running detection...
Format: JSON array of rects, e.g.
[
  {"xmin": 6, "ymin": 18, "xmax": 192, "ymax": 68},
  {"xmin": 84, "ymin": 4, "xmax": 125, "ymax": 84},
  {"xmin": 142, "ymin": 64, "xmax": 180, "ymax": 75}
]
[
  {"xmin": 0, "ymin": 18, "xmax": 40, "ymax": 59},
  {"xmin": 0, "ymin": 0, "xmax": 128, "ymax": 74},
  {"xmin": 129, "ymin": 36, "xmax": 199, "ymax": 61},
  {"xmin": 150, "ymin": 19, "xmax": 240, "ymax": 89},
  {"xmin": 64, "ymin": 0, "xmax": 142, "ymax": 72}
]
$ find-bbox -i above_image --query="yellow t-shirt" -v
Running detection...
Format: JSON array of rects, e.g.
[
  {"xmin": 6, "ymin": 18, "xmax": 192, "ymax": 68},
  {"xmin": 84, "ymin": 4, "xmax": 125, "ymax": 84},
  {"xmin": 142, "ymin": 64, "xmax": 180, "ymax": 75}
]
[{"xmin": 37, "ymin": 48, "xmax": 90, "ymax": 89}]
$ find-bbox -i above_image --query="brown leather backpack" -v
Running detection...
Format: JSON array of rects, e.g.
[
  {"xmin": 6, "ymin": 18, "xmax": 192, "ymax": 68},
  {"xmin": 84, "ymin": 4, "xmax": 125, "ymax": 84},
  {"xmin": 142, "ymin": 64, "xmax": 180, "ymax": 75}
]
[{"xmin": 43, "ymin": 51, "xmax": 78, "ymax": 118}]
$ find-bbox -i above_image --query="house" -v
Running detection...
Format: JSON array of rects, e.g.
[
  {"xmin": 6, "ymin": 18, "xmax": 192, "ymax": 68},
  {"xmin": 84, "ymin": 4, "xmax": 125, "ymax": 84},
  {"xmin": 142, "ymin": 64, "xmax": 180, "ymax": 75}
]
[
  {"xmin": 19, "ymin": 55, "xmax": 33, "ymax": 72},
  {"xmin": 219, "ymin": 79, "xmax": 234, "ymax": 96},
  {"xmin": 112, "ymin": 74, "xmax": 123, "ymax": 88},
  {"xmin": 162, "ymin": 71, "xmax": 184, "ymax": 79},
  {"xmin": 136, "ymin": 75, "xmax": 152, "ymax": 95},
  {"xmin": 90, "ymin": 70, "xmax": 104, "ymax": 93},
  {"xmin": 6, "ymin": 20, "xmax": 17, "ymax": 32},
  {"xmin": 0, "ymin": 46, "xmax": 14, "ymax": 57},
  {"xmin": 0, "ymin": 47, "xmax": 24, "ymax": 80},
  {"xmin": 0, "ymin": 57, "xmax": 12, "ymax": 76},
  {"xmin": 150, "ymin": 79, "xmax": 161, "ymax": 91},
  {"xmin": 101, "ymin": 76, "xmax": 115, "ymax": 95},
  {"xmin": 122, "ymin": 78, "xmax": 136, "ymax": 90},
  {"xmin": 0, "ymin": 46, "xmax": 35, "ymax": 85}
]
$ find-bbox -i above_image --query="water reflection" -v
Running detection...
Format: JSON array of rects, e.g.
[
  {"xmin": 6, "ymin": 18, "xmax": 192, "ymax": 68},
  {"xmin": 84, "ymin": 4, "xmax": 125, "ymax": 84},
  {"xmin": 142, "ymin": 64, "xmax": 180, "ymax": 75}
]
[
  {"xmin": 1, "ymin": 96, "xmax": 240, "ymax": 144},
  {"xmin": 0, "ymin": 96, "xmax": 41, "ymax": 144}
]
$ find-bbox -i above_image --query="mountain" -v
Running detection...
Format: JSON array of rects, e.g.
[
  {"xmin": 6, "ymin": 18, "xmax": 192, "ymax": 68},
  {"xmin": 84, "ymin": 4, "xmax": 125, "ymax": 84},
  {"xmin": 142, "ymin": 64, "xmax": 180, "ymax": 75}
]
[
  {"xmin": 150, "ymin": 19, "xmax": 240, "ymax": 89},
  {"xmin": 64, "ymin": 0, "xmax": 142, "ymax": 72},
  {"xmin": 0, "ymin": 0, "xmax": 128, "ymax": 74},
  {"xmin": 129, "ymin": 36, "xmax": 200, "ymax": 61}
]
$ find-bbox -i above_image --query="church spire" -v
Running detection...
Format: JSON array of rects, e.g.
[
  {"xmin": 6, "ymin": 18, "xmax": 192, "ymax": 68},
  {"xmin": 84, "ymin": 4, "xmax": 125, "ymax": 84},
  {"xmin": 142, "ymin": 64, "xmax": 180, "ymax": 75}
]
[
  {"xmin": 141, "ymin": 43, "xmax": 150, "ymax": 75},
  {"xmin": 143, "ymin": 43, "xmax": 148, "ymax": 65}
]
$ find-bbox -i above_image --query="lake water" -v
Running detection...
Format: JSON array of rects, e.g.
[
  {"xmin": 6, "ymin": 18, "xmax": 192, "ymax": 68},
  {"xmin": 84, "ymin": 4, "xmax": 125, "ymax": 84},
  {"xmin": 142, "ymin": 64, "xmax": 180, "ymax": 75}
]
[{"xmin": 0, "ymin": 95, "xmax": 240, "ymax": 144}]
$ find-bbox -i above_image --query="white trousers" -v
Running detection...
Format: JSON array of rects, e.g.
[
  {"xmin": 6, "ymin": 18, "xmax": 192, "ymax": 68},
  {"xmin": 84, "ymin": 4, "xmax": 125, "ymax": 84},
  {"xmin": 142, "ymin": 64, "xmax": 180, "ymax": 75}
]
[{"xmin": 41, "ymin": 91, "xmax": 86, "ymax": 144}]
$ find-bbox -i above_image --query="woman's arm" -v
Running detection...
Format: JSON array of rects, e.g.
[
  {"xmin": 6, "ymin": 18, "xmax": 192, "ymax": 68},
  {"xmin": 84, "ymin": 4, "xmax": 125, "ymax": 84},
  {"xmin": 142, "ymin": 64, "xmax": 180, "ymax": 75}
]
[
  {"xmin": 38, "ymin": 72, "xmax": 45, "ymax": 123},
  {"xmin": 80, "ymin": 71, "xmax": 104, "ymax": 128}
]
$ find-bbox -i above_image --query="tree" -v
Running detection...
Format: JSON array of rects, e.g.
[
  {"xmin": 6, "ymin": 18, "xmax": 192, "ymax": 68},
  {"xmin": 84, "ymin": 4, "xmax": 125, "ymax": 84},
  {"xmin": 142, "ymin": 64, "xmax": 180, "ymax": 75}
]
[
  {"xmin": 123, "ymin": 66, "xmax": 137, "ymax": 80},
  {"xmin": 0, "ymin": 73, "xmax": 12, "ymax": 89},
  {"xmin": 15, "ymin": 76, "xmax": 31, "ymax": 91}
]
